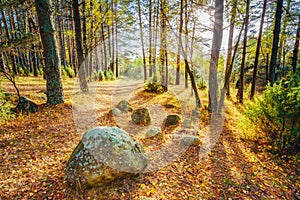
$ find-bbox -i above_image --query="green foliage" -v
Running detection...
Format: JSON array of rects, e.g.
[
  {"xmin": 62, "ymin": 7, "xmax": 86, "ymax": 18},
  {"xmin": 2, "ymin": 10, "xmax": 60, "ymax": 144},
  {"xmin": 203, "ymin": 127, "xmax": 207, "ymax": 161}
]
[
  {"xmin": 62, "ymin": 66, "xmax": 75, "ymax": 79},
  {"xmin": 244, "ymin": 73, "xmax": 300, "ymax": 153},
  {"xmin": 0, "ymin": 80, "xmax": 14, "ymax": 123},
  {"xmin": 93, "ymin": 70, "xmax": 115, "ymax": 81},
  {"xmin": 144, "ymin": 82, "xmax": 167, "ymax": 94},
  {"xmin": 103, "ymin": 69, "xmax": 115, "ymax": 81},
  {"xmin": 99, "ymin": 71, "xmax": 105, "ymax": 81},
  {"xmin": 197, "ymin": 77, "xmax": 207, "ymax": 90}
]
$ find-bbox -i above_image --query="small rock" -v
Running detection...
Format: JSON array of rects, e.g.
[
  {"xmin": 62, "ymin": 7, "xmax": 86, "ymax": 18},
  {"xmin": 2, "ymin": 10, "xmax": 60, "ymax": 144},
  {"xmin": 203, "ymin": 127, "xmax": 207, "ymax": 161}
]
[
  {"xmin": 173, "ymin": 134, "xmax": 181, "ymax": 139},
  {"xmin": 109, "ymin": 108, "xmax": 121, "ymax": 115},
  {"xmin": 131, "ymin": 108, "xmax": 151, "ymax": 126},
  {"xmin": 116, "ymin": 100, "xmax": 133, "ymax": 113},
  {"xmin": 183, "ymin": 118, "xmax": 192, "ymax": 128},
  {"xmin": 163, "ymin": 114, "xmax": 181, "ymax": 127},
  {"xmin": 15, "ymin": 97, "xmax": 38, "ymax": 113},
  {"xmin": 192, "ymin": 109, "xmax": 200, "ymax": 116},
  {"xmin": 165, "ymin": 103, "xmax": 175, "ymax": 108},
  {"xmin": 146, "ymin": 126, "xmax": 162, "ymax": 138},
  {"xmin": 180, "ymin": 135, "xmax": 201, "ymax": 147}
]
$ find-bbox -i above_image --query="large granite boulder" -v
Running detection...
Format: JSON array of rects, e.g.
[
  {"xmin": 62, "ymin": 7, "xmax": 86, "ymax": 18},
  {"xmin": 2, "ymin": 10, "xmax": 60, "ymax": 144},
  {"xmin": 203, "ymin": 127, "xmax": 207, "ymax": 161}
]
[
  {"xmin": 15, "ymin": 97, "xmax": 38, "ymax": 113},
  {"xmin": 65, "ymin": 126, "xmax": 148, "ymax": 190},
  {"xmin": 131, "ymin": 108, "xmax": 151, "ymax": 126}
]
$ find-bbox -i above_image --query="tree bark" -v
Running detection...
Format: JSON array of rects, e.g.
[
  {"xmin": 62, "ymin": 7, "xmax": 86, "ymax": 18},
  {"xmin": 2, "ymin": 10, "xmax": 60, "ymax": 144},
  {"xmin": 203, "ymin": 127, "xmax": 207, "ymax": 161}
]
[
  {"xmin": 250, "ymin": 0, "xmax": 267, "ymax": 99},
  {"xmin": 138, "ymin": 0, "xmax": 147, "ymax": 82},
  {"xmin": 292, "ymin": 15, "xmax": 300, "ymax": 73},
  {"xmin": 72, "ymin": 0, "xmax": 88, "ymax": 92},
  {"xmin": 179, "ymin": 0, "xmax": 200, "ymax": 108},
  {"xmin": 219, "ymin": 21, "xmax": 245, "ymax": 113},
  {"xmin": 208, "ymin": 0, "xmax": 223, "ymax": 112},
  {"xmin": 148, "ymin": 0, "xmax": 153, "ymax": 77},
  {"xmin": 224, "ymin": 0, "xmax": 236, "ymax": 97},
  {"xmin": 35, "ymin": 0, "xmax": 64, "ymax": 104},
  {"xmin": 269, "ymin": 0, "xmax": 283, "ymax": 86},
  {"xmin": 237, "ymin": 0, "xmax": 250, "ymax": 104}
]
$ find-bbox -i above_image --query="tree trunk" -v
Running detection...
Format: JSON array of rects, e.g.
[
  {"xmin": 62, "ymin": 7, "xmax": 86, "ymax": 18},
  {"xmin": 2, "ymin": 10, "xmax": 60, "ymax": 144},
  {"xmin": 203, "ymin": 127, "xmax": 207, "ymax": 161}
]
[
  {"xmin": 152, "ymin": 2, "xmax": 159, "ymax": 82},
  {"xmin": 176, "ymin": 23, "xmax": 181, "ymax": 85},
  {"xmin": 237, "ymin": 0, "xmax": 250, "ymax": 104},
  {"xmin": 138, "ymin": 0, "xmax": 147, "ymax": 82},
  {"xmin": 278, "ymin": 0, "xmax": 291, "ymax": 72},
  {"xmin": 219, "ymin": 22, "xmax": 245, "ymax": 113},
  {"xmin": 115, "ymin": 10, "xmax": 119, "ymax": 78},
  {"xmin": 266, "ymin": 53, "xmax": 269, "ymax": 85},
  {"xmin": 159, "ymin": 0, "xmax": 166, "ymax": 86},
  {"xmin": 148, "ymin": 0, "xmax": 153, "ymax": 77},
  {"xmin": 208, "ymin": 0, "xmax": 223, "ymax": 112},
  {"xmin": 269, "ymin": 0, "xmax": 283, "ymax": 86},
  {"xmin": 179, "ymin": 0, "xmax": 200, "ymax": 108},
  {"xmin": 224, "ymin": 0, "xmax": 236, "ymax": 97},
  {"xmin": 250, "ymin": 0, "xmax": 267, "ymax": 99},
  {"xmin": 184, "ymin": 0, "xmax": 188, "ymax": 89},
  {"xmin": 72, "ymin": 0, "xmax": 88, "ymax": 92},
  {"xmin": 100, "ymin": 3, "xmax": 107, "ymax": 71},
  {"xmin": 35, "ymin": 0, "xmax": 64, "ymax": 104},
  {"xmin": 292, "ymin": 15, "xmax": 300, "ymax": 73}
]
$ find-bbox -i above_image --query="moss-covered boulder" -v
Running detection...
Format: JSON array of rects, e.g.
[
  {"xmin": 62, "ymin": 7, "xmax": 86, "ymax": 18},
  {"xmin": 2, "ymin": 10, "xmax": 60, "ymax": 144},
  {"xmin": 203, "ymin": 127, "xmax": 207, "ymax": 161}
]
[
  {"xmin": 163, "ymin": 114, "xmax": 181, "ymax": 127},
  {"xmin": 65, "ymin": 126, "xmax": 148, "ymax": 191},
  {"xmin": 15, "ymin": 97, "xmax": 38, "ymax": 113},
  {"xmin": 131, "ymin": 108, "xmax": 151, "ymax": 126},
  {"xmin": 116, "ymin": 100, "xmax": 133, "ymax": 113}
]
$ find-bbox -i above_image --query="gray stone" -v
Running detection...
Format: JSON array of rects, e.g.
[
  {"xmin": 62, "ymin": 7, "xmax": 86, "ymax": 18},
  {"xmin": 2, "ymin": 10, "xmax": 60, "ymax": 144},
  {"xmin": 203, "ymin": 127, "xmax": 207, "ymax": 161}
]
[
  {"xmin": 110, "ymin": 108, "xmax": 121, "ymax": 115},
  {"xmin": 131, "ymin": 108, "xmax": 151, "ymax": 126},
  {"xmin": 65, "ymin": 126, "xmax": 148, "ymax": 190},
  {"xmin": 15, "ymin": 97, "xmax": 38, "ymax": 113},
  {"xmin": 116, "ymin": 100, "xmax": 133, "ymax": 113},
  {"xmin": 183, "ymin": 118, "xmax": 192, "ymax": 128},
  {"xmin": 146, "ymin": 126, "xmax": 162, "ymax": 138},
  {"xmin": 163, "ymin": 114, "xmax": 181, "ymax": 127},
  {"xmin": 180, "ymin": 135, "xmax": 201, "ymax": 147}
]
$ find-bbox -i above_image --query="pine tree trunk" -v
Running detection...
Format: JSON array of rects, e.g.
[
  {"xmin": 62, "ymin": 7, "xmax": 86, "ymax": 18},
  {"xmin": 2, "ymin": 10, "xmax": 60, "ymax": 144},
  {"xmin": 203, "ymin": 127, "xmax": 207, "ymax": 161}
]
[
  {"xmin": 35, "ymin": 0, "xmax": 64, "ymax": 104},
  {"xmin": 269, "ymin": 0, "xmax": 283, "ymax": 86},
  {"xmin": 138, "ymin": 0, "xmax": 147, "ymax": 82},
  {"xmin": 159, "ymin": 0, "xmax": 166, "ymax": 86},
  {"xmin": 292, "ymin": 15, "xmax": 300, "ymax": 73},
  {"xmin": 149, "ymin": 0, "xmax": 153, "ymax": 77},
  {"xmin": 237, "ymin": 0, "xmax": 250, "ymax": 104},
  {"xmin": 224, "ymin": 1, "xmax": 236, "ymax": 97},
  {"xmin": 179, "ymin": 0, "xmax": 200, "ymax": 108},
  {"xmin": 72, "ymin": 0, "xmax": 88, "ymax": 91},
  {"xmin": 250, "ymin": 0, "xmax": 267, "ymax": 99},
  {"xmin": 219, "ymin": 22, "xmax": 245, "ymax": 113},
  {"xmin": 208, "ymin": 0, "xmax": 223, "ymax": 111}
]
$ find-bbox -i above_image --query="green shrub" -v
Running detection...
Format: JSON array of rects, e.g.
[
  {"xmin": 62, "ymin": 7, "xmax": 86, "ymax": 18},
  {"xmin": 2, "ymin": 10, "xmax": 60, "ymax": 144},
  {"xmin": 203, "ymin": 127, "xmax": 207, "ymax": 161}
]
[
  {"xmin": 0, "ymin": 80, "xmax": 14, "ymax": 123},
  {"xmin": 65, "ymin": 66, "xmax": 75, "ymax": 78},
  {"xmin": 104, "ymin": 69, "xmax": 115, "ymax": 81},
  {"xmin": 99, "ymin": 71, "xmax": 105, "ymax": 81},
  {"xmin": 144, "ymin": 82, "xmax": 167, "ymax": 94},
  {"xmin": 197, "ymin": 77, "xmax": 207, "ymax": 90},
  {"xmin": 244, "ymin": 73, "xmax": 300, "ymax": 153},
  {"xmin": 91, "ymin": 70, "xmax": 98, "ymax": 81}
]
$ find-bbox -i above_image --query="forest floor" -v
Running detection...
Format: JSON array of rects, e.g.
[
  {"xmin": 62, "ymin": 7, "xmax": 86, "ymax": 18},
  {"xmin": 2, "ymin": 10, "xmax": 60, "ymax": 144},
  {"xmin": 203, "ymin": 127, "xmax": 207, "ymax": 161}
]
[{"xmin": 0, "ymin": 77, "xmax": 299, "ymax": 200}]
